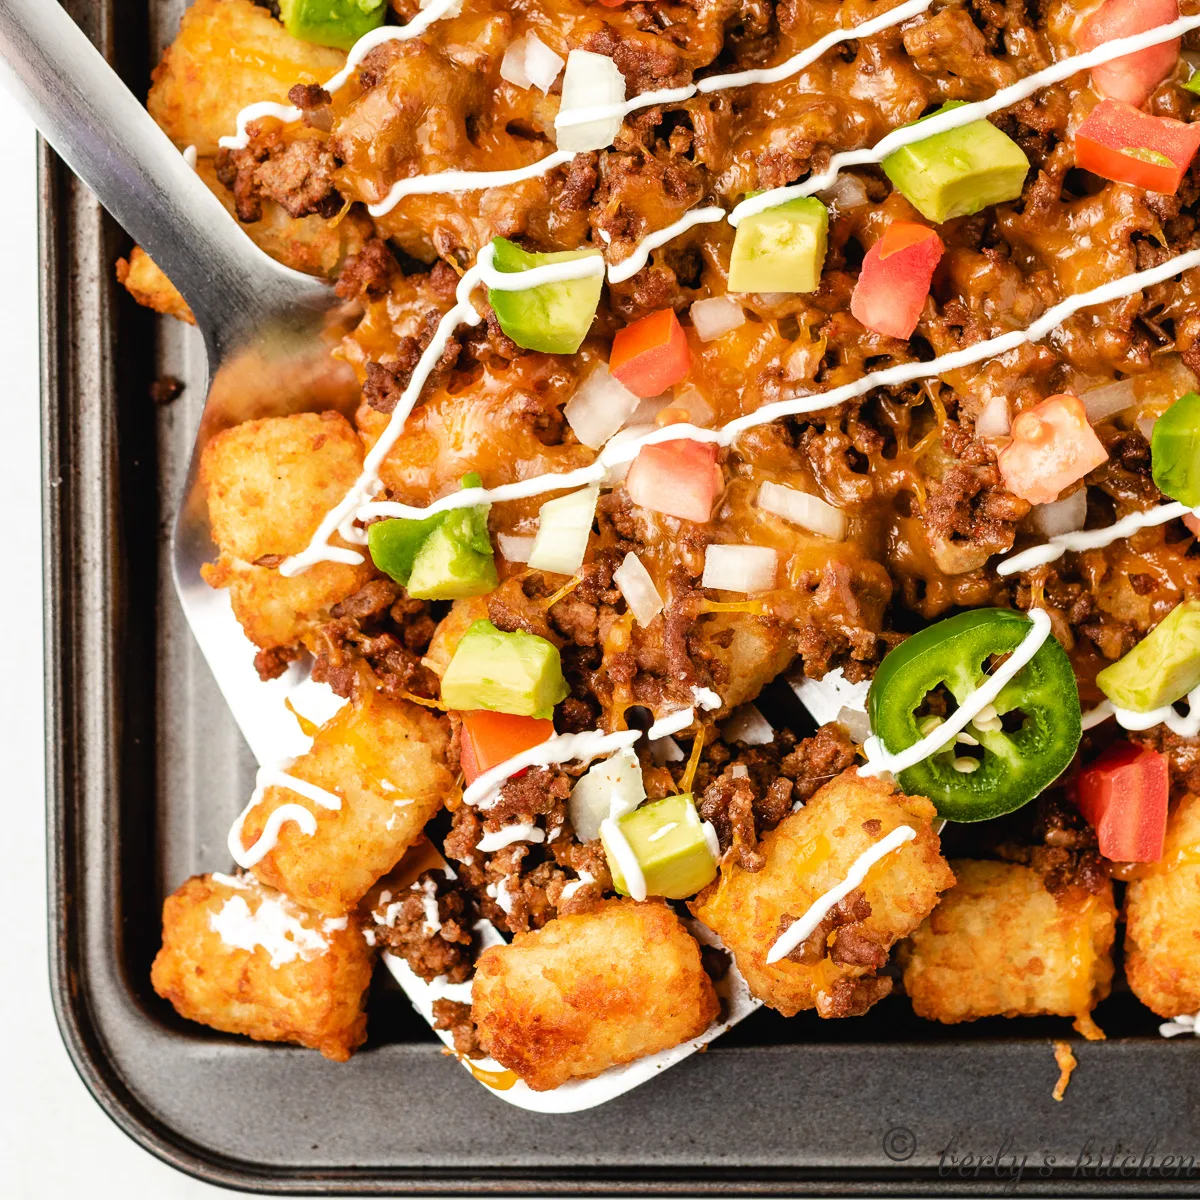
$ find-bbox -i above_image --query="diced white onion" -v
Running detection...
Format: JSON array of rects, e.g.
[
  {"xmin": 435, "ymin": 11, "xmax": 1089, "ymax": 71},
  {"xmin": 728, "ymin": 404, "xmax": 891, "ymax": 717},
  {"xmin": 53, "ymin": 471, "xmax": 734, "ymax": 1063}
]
[
  {"xmin": 1137, "ymin": 415, "xmax": 1158, "ymax": 442},
  {"xmin": 1081, "ymin": 377, "xmax": 1137, "ymax": 423},
  {"xmin": 836, "ymin": 705, "xmax": 872, "ymax": 745},
  {"xmin": 529, "ymin": 485, "xmax": 600, "ymax": 575},
  {"xmin": 650, "ymin": 735, "xmax": 684, "ymax": 764},
  {"xmin": 557, "ymin": 50, "xmax": 626, "ymax": 152},
  {"xmin": 613, "ymin": 552, "xmax": 663, "ymax": 627},
  {"xmin": 523, "ymin": 34, "xmax": 565, "ymax": 93},
  {"xmin": 500, "ymin": 37, "xmax": 533, "ymax": 89},
  {"xmin": 569, "ymin": 748, "xmax": 645, "ymax": 842},
  {"xmin": 820, "ymin": 172, "xmax": 868, "ymax": 211},
  {"xmin": 627, "ymin": 392, "xmax": 673, "ymax": 426},
  {"xmin": 672, "ymin": 385, "xmax": 715, "ymax": 427},
  {"xmin": 975, "ymin": 393, "xmax": 1011, "ymax": 438},
  {"xmin": 689, "ymin": 296, "xmax": 745, "ymax": 342},
  {"xmin": 722, "ymin": 703, "xmax": 774, "ymax": 746},
  {"xmin": 757, "ymin": 480, "xmax": 847, "ymax": 541},
  {"xmin": 564, "ymin": 364, "xmax": 640, "ymax": 450},
  {"xmin": 756, "ymin": 292, "xmax": 791, "ymax": 306},
  {"xmin": 790, "ymin": 666, "xmax": 871, "ymax": 728},
  {"xmin": 602, "ymin": 423, "xmax": 656, "ymax": 483},
  {"xmin": 497, "ymin": 533, "xmax": 535, "ymax": 563},
  {"xmin": 1030, "ymin": 488, "xmax": 1087, "ymax": 537},
  {"xmin": 702, "ymin": 544, "xmax": 777, "ymax": 593}
]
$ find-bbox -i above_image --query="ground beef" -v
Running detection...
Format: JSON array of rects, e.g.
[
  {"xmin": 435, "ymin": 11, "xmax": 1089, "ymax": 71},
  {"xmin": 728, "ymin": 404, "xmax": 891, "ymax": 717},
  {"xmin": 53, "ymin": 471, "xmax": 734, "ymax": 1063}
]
[
  {"xmin": 335, "ymin": 238, "xmax": 400, "ymax": 300},
  {"xmin": 215, "ymin": 127, "xmax": 342, "ymax": 223},
  {"xmin": 371, "ymin": 872, "xmax": 476, "ymax": 983},
  {"xmin": 361, "ymin": 309, "xmax": 448, "ymax": 414},
  {"xmin": 819, "ymin": 974, "xmax": 894, "ymax": 1019},
  {"xmin": 310, "ymin": 580, "xmax": 439, "ymax": 699},
  {"xmin": 431, "ymin": 999, "xmax": 484, "ymax": 1059},
  {"xmin": 253, "ymin": 643, "xmax": 302, "ymax": 682}
]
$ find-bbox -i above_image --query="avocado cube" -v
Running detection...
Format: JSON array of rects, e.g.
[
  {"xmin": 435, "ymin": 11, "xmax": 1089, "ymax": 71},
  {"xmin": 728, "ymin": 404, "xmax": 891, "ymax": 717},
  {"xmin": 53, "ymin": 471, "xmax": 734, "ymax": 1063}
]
[
  {"xmin": 405, "ymin": 519, "xmax": 498, "ymax": 599},
  {"xmin": 279, "ymin": 0, "xmax": 387, "ymax": 51},
  {"xmin": 601, "ymin": 793, "xmax": 719, "ymax": 900},
  {"xmin": 728, "ymin": 196, "xmax": 829, "ymax": 294},
  {"xmin": 1097, "ymin": 599, "xmax": 1200, "ymax": 712},
  {"xmin": 487, "ymin": 238, "xmax": 604, "ymax": 355},
  {"xmin": 882, "ymin": 114, "xmax": 1029, "ymax": 224},
  {"xmin": 440, "ymin": 620, "xmax": 569, "ymax": 719},
  {"xmin": 1152, "ymin": 392, "xmax": 1200, "ymax": 507}
]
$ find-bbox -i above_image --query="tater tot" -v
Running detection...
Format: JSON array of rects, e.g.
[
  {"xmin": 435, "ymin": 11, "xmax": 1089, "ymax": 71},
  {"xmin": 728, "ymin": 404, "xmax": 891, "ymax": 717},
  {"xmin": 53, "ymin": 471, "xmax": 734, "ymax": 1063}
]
[
  {"xmin": 148, "ymin": 0, "xmax": 344, "ymax": 157},
  {"xmin": 691, "ymin": 769, "xmax": 954, "ymax": 1018},
  {"xmin": 903, "ymin": 859, "xmax": 1116, "ymax": 1034},
  {"xmin": 471, "ymin": 899, "xmax": 719, "ymax": 1091},
  {"xmin": 1125, "ymin": 793, "xmax": 1200, "ymax": 1018},
  {"xmin": 116, "ymin": 247, "xmax": 195, "ymax": 324},
  {"xmin": 238, "ymin": 692, "xmax": 452, "ymax": 915},
  {"xmin": 151, "ymin": 872, "xmax": 374, "ymax": 1061},
  {"xmin": 199, "ymin": 412, "xmax": 375, "ymax": 651}
]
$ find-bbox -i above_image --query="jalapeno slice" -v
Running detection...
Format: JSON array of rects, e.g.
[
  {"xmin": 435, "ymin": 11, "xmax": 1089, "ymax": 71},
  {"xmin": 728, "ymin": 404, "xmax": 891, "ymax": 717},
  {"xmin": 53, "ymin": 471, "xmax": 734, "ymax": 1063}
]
[{"xmin": 867, "ymin": 608, "xmax": 1081, "ymax": 822}]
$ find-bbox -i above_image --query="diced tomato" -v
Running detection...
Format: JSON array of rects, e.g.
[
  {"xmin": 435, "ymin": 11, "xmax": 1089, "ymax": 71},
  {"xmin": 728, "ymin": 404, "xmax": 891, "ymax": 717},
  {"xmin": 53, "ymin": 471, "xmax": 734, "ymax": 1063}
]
[
  {"xmin": 596, "ymin": 0, "xmax": 626, "ymax": 5},
  {"xmin": 1076, "ymin": 0, "xmax": 1179, "ymax": 109},
  {"xmin": 458, "ymin": 710, "xmax": 554, "ymax": 784},
  {"xmin": 1075, "ymin": 100, "xmax": 1200, "ymax": 194},
  {"xmin": 998, "ymin": 393, "xmax": 1109, "ymax": 505},
  {"xmin": 1076, "ymin": 742, "xmax": 1168, "ymax": 862},
  {"xmin": 625, "ymin": 438, "xmax": 722, "ymax": 522},
  {"xmin": 849, "ymin": 221, "xmax": 944, "ymax": 340},
  {"xmin": 609, "ymin": 309, "xmax": 691, "ymax": 398}
]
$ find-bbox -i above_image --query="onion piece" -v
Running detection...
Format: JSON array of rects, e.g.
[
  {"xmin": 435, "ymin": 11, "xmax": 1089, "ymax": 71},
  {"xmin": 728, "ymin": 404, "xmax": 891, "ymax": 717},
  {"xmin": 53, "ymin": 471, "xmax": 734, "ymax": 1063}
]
[
  {"xmin": 557, "ymin": 50, "xmax": 626, "ymax": 152},
  {"xmin": 613, "ymin": 551, "xmax": 663, "ymax": 626},
  {"xmin": 1030, "ymin": 488, "xmax": 1087, "ymax": 537},
  {"xmin": 528, "ymin": 486, "xmax": 600, "ymax": 575},
  {"xmin": 523, "ymin": 34, "xmax": 564, "ymax": 93},
  {"xmin": 672, "ymin": 385, "xmax": 714, "ymax": 427},
  {"xmin": 570, "ymin": 747, "xmax": 645, "ymax": 842},
  {"xmin": 820, "ymin": 172, "xmax": 868, "ymax": 211},
  {"xmin": 1081, "ymin": 377, "xmax": 1137, "ymax": 423},
  {"xmin": 757, "ymin": 480, "xmax": 847, "ymax": 541},
  {"xmin": 1137, "ymin": 414, "xmax": 1158, "ymax": 442},
  {"xmin": 975, "ymin": 393, "xmax": 1011, "ymax": 438},
  {"xmin": 497, "ymin": 533, "xmax": 535, "ymax": 563},
  {"xmin": 564, "ymin": 363, "xmax": 640, "ymax": 449},
  {"xmin": 689, "ymin": 296, "xmax": 745, "ymax": 343},
  {"xmin": 722, "ymin": 703, "xmax": 773, "ymax": 746},
  {"xmin": 702, "ymin": 544, "xmax": 777, "ymax": 593},
  {"xmin": 790, "ymin": 666, "xmax": 871, "ymax": 727},
  {"xmin": 500, "ymin": 36, "xmax": 533, "ymax": 89}
]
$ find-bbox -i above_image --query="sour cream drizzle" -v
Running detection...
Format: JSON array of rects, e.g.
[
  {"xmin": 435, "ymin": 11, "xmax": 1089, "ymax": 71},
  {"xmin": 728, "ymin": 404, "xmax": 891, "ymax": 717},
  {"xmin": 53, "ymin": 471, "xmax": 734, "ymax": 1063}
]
[
  {"xmin": 218, "ymin": 0, "xmax": 464, "ymax": 151},
  {"xmin": 227, "ymin": 766, "xmax": 343, "ymax": 868},
  {"xmin": 209, "ymin": 890, "xmax": 346, "ymax": 968},
  {"xmin": 647, "ymin": 707, "xmax": 695, "ymax": 739},
  {"xmin": 598, "ymin": 815, "xmax": 648, "ymax": 901},
  {"xmin": 357, "ymin": 247, "xmax": 1200, "ymax": 527},
  {"xmin": 463, "ymin": 728, "xmax": 641, "ymax": 810},
  {"xmin": 730, "ymin": 13, "xmax": 1200, "ymax": 226},
  {"xmin": 765, "ymin": 825, "xmax": 916, "ymax": 964},
  {"xmin": 476, "ymin": 822, "xmax": 547, "ymax": 851},
  {"xmin": 998, "ymin": 501, "xmax": 1200, "ymax": 576},
  {"xmin": 859, "ymin": 608, "xmax": 1052, "ymax": 778},
  {"xmin": 1083, "ymin": 684, "xmax": 1200, "ymax": 738}
]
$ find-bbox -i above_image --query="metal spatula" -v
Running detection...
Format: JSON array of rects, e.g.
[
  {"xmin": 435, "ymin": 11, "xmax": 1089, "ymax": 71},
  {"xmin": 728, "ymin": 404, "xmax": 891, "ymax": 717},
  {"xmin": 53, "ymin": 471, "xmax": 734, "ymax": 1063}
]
[{"xmin": 0, "ymin": 0, "xmax": 359, "ymax": 761}]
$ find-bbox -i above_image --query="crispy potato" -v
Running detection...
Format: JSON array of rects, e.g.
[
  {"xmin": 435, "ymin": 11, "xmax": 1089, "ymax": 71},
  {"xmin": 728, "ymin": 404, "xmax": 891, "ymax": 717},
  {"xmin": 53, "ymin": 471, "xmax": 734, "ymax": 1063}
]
[
  {"xmin": 116, "ymin": 247, "xmax": 195, "ymax": 323},
  {"xmin": 239, "ymin": 691, "xmax": 452, "ymax": 915},
  {"xmin": 1125, "ymin": 793, "xmax": 1200, "ymax": 1017},
  {"xmin": 423, "ymin": 596, "xmax": 491, "ymax": 676},
  {"xmin": 148, "ymin": 0, "xmax": 344, "ymax": 157},
  {"xmin": 703, "ymin": 611, "xmax": 797, "ymax": 716},
  {"xmin": 199, "ymin": 412, "xmax": 375, "ymax": 650},
  {"xmin": 903, "ymin": 859, "xmax": 1117, "ymax": 1033},
  {"xmin": 691, "ymin": 769, "xmax": 954, "ymax": 1018},
  {"xmin": 472, "ymin": 898, "xmax": 718, "ymax": 1091},
  {"xmin": 151, "ymin": 872, "xmax": 373, "ymax": 1061}
]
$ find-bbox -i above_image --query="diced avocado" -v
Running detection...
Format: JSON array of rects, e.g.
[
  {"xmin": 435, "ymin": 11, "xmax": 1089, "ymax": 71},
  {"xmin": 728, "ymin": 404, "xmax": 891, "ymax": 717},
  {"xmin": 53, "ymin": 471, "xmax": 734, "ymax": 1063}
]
[
  {"xmin": 728, "ymin": 196, "xmax": 829, "ymax": 294},
  {"xmin": 1186, "ymin": 70, "xmax": 1200, "ymax": 97},
  {"xmin": 368, "ymin": 474, "xmax": 497, "ymax": 599},
  {"xmin": 882, "ymin": 105, "xmax": 1029, "ymax": 224},
  {"xmin": 487, "ymin": 238, "xmax": 603, "ymax": 355},
  {"xmin": 440, "ymin": 619, "xmax": 569, "ymax": 719},
  {"xmin": 278, "ymin": 0, "xmax": 386, "ymax": 50},
  {"xmin": 1151, "ymin": 392, "xmax": 1200, "ymax": 506},
  {"xmin": 601, "ymin": 793, "xmax": 718, "ymax": 901},
  {"xmin": 1096, "ymin": 599, "xmax": 1200, "ymax": 712}
]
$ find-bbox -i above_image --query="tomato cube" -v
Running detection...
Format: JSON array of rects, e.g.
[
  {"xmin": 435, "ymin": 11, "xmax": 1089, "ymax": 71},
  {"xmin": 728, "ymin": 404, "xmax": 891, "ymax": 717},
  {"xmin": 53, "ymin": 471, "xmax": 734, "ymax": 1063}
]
[
  {"xmin": 1076, "ymin": 742, "xmax": 1169, "ymax": 862},
  {"xmin": 850, "ymin": 221, "xmax": 944, "ymax": 340},
  {"xmin": 458, "ymin": 710, "xmax": 555, "ymax": 784},
  {"xmin": 610, "ymin": 308, "xmax": 691, "ymax": 398},
  {"xmin": 1076, "ymin": 100, "xmax": 1200, "ymax": 194},
  {"xmin": 998, "ymin": 393, "xmax": 1108, "ymax": 505},
  {"xmin": 625, "ymin": 438, "xmax": 722, "ymax": 523},
  {"xmin": 1076, "ymin": 0, "xmax": 1180, "ymax": 109}
]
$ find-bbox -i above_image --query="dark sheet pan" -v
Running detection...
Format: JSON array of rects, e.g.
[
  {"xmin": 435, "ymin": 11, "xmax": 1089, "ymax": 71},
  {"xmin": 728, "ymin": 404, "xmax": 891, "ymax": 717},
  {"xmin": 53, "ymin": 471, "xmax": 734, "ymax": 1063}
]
[{"xmin": 40, "ymin": 0, "xmax": 1200, "ymax": 1193}]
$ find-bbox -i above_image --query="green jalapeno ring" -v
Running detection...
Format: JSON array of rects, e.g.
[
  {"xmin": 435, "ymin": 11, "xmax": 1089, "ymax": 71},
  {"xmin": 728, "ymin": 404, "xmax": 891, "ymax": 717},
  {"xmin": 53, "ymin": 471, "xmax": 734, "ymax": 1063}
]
[{"xmin": 867, "ymin": 608, "xmax": 1081, "ymax": 822}]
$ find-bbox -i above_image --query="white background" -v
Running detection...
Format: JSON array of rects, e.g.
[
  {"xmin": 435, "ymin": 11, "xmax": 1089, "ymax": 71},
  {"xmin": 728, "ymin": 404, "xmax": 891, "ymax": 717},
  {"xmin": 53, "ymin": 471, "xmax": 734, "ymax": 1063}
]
[{"xmin": 0, "ymin": 97, "xmax": 255, "ymax": 1199}]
